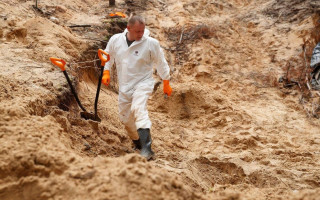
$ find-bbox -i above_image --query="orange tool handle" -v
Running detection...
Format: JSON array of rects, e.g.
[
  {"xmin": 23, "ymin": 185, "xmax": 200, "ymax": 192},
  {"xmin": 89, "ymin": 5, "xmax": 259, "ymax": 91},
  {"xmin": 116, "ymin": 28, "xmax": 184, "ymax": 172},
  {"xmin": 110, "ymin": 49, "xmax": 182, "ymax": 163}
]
[
  {"xmin": 50, "ymin": 57, "xmax": 66, "ymax": 71},
  {"xmin": 98, "ymin": 49, "xmax": 110, "ymax": 66}
]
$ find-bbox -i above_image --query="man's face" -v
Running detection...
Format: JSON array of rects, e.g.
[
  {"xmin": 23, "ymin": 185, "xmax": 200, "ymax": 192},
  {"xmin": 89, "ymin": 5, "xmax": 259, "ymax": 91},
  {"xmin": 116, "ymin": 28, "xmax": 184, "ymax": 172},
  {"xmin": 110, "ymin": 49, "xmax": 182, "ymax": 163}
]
[{"xmin": 127, "ymin": 22, "xmax": 145, "ymax": 41}]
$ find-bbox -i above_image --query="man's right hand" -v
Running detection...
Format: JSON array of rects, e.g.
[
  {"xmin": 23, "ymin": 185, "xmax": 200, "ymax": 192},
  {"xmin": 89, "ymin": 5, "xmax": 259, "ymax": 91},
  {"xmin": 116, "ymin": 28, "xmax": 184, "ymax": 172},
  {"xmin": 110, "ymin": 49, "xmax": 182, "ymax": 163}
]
[{"xmin": 102, "ymin": 70, "xmax": 110, "ymax": 86}]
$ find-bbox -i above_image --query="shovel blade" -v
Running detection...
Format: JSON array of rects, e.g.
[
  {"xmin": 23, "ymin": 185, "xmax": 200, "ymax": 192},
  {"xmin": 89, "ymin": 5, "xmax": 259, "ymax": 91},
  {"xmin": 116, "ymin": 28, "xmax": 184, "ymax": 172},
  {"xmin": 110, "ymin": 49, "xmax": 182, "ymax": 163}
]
[{"xmin": 80, "ymin": 112, "xmax": 101, "ymax": 122}]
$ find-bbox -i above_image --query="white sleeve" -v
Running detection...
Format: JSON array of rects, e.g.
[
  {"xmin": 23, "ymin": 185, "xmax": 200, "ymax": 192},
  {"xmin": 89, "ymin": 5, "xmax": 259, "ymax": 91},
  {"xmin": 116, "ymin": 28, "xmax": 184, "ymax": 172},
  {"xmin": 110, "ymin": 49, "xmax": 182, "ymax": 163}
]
[
  {"xmin": 104, "ymin": 36, "xmax": 115, "ymax": 71},
  {"xmin": 150, "ymin": 39, "xmax": 170, "ymax": 80}
]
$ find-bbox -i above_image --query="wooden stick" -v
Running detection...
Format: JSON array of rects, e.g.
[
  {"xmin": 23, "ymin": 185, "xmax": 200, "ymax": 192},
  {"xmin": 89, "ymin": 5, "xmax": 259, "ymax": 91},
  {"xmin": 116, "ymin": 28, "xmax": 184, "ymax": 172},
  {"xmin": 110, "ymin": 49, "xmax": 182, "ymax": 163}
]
[
  {"xmin": 179, "ymin": 26, "xmax": 185, "ymax": 44},
  {"xmin": 307, "ymin": 81, "xmax": 311, "ymax": 91},
  {"xmin": 68, "ymin": 25, "xmax": 92, "ymax": 28}
]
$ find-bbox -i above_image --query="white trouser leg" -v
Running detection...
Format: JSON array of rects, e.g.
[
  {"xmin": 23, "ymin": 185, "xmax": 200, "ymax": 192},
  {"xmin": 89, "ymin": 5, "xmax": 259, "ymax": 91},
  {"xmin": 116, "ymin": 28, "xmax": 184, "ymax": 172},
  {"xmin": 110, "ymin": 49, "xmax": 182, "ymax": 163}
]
[
  {"xmin": 131, "ymin": 83, "xmax": 153, "ymax": 129},
  {"xmin": 118, "ymin": 81, "xmax": 154, "ymax": 139},
  {"xmin": 119, "ymin": 92, "xmax": 138, "ymax": 140}
]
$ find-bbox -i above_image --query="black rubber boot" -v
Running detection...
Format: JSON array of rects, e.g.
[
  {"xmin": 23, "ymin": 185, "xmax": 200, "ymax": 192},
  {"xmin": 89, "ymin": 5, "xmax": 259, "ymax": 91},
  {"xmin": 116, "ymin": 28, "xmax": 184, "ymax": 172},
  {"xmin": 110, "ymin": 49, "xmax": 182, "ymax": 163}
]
[
  {"xmin": 132, "ymin": 139, "xmax": 141, "ymax": 150},
  {"xmin": 137, "ymin": 128, "xmax": 154, "ymax": 160}
]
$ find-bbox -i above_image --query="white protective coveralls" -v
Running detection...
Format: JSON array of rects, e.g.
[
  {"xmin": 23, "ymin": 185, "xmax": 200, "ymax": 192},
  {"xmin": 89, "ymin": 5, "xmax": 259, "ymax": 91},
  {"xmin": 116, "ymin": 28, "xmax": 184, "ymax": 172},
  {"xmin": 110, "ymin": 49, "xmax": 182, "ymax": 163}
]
[{"xmin": 104, "ymin": 28, "xmax": 170, "ymax": 140}]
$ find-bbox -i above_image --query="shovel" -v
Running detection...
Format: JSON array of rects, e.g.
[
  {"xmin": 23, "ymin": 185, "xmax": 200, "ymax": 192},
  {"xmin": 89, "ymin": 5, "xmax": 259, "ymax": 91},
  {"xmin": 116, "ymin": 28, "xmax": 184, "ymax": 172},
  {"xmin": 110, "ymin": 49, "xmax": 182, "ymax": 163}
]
[
  {"xmin": 49, "ymin": 57, "xmax": 100, "ymax": 121},
  {"xmin": 94, "ymin": 49, "xmax": 110, "ymax": 121}
]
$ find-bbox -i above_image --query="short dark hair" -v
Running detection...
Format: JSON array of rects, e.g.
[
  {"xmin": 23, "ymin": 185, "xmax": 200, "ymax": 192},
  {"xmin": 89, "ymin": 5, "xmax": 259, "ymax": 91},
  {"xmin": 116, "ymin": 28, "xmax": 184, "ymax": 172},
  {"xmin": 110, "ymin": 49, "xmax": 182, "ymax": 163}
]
[{"xmin": 128, "ymin": 15, "xmax": 145, "ymax": 26}]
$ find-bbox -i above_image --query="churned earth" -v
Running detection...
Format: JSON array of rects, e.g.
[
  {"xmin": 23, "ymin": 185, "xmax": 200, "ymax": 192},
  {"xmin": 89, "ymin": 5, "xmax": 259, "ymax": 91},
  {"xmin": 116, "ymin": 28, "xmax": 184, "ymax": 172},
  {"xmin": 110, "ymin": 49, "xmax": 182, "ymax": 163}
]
[{"xmin": 0, "ymin": 0, "xmax": 320, "ymax": 199}]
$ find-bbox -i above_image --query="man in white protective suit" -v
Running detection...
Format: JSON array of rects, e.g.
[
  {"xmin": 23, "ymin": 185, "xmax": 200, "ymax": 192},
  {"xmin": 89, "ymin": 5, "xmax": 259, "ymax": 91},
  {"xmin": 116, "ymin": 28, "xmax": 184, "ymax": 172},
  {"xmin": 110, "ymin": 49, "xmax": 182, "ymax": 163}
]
[{"xmin": 102, "ymin": 15, "xmax": 172, "ymax": 160}]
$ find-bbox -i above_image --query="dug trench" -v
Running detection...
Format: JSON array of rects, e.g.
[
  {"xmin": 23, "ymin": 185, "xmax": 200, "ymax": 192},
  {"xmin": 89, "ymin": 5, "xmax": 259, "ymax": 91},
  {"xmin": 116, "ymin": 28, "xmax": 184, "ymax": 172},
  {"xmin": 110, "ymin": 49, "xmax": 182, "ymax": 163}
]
[
  {"xmin": 22, "ymin": 32, "xmax": 284, "ymax": 196},
  {"xmin": 26, "ymin": 42, "xmax": 132, "ymax": 158}
]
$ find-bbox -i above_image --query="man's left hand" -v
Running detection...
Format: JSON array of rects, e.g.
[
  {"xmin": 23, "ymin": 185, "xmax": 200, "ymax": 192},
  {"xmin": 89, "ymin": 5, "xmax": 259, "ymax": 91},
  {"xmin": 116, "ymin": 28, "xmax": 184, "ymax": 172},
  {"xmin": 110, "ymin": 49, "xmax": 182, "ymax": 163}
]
[{"xmin": 163, "ymin": 80, "xmax": 172, "ymax": 96}]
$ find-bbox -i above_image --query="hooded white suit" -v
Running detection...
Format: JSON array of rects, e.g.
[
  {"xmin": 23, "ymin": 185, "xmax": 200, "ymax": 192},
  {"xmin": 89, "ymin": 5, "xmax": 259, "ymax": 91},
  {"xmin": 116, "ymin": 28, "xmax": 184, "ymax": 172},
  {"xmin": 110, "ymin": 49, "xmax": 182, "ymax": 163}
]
[{"xmin": 104, "ymin": 28, "xmax": 170, "ymax": 139}]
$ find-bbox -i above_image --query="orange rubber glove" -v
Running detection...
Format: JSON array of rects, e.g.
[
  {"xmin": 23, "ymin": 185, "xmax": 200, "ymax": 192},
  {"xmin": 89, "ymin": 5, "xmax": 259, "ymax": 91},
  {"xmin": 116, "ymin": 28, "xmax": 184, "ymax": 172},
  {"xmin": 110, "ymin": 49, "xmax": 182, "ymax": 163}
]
[
  {"xmin": 163, "ymin": 80, "xmax": 172, "ymax": 96},
  {"xmin": 102, "ymin": 70, "xmax": 110, "ymax": 86}
]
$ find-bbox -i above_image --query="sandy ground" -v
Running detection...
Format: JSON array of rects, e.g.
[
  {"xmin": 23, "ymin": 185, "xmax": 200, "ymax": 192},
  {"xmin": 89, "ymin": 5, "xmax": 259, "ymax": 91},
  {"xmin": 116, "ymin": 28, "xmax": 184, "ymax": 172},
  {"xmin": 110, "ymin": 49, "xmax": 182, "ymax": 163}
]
[{"xmin": 1, "ymin": 0, "xmax": 320, "ymax": 199}]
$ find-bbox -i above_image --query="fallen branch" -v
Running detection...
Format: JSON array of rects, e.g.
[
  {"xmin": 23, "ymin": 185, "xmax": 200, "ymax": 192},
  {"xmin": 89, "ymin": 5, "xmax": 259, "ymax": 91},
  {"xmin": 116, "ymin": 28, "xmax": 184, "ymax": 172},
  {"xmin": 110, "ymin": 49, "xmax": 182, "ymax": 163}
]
[
  {"xmin": 179, "ymin": 25, "xmax": 185, "ymax": 44},
  {"xmin": 306, "ymin": 81, "xmax": 311, "ymax": 91},
  {"xmin": 68, "ymin": 25, "xmax": 92, "ymax": 28}
]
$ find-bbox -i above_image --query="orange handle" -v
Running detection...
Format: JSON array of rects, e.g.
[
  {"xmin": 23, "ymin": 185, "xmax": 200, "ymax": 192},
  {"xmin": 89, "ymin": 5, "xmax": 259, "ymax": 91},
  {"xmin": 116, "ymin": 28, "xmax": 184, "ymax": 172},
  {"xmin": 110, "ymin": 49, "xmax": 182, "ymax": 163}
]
[
  {"xmin": 50, "ymin": 57, "xmax": 66, "ymax": 71},
  {"xmin": 98, "ymin": 49, "xmax": 110, "ymax": 66}
]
